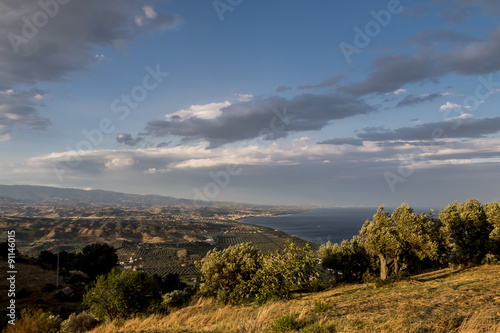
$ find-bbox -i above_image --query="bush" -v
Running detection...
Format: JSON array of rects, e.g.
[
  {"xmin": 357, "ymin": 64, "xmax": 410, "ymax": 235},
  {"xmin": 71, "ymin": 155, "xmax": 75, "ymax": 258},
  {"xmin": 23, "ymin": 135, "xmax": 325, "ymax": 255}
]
[
  {"xmin": 306, "ymin": 278, "xmax": 327, "ymax": 293},
  {"xmin": 83, "ymin": 269, "xmax": 162, "ymax": 321},
  {"xmin": 3, "ymin": 308, "xmax": 61, "ymax": 333},
  {"xmin": 440, "ymin": 200, "xmax": 493, "ymax": 266},
  {"xmin": 319, "ymin": 236, "xmax": 371, "ymax": 283},
  {"xmin": 162, "ymin": 289, "xmax": 192, "ymax": 311},
  {"xmin": 271, "ymin": 313, "xmax": 304, "ymax": 332},
  {"xmin": 197, "ymin": 242, "xmax": 262, "ymax": 304},
  {"xmin": 76, "ymin": 243, "xmax": 118, "ymax": 279},
  {"xmin": 482, "ymin": 253, "xmax": 500, "ymax": 265},
  {"xmin": 60, "ymin": 312, "xmax": 99, "ymax": 333},
  {"xmin": 374, "ymin": 271, "xmax": 410, "ymax": 287},
  {"xmin": 250, "ymin": 241, "xmax": 319, "ymax": 303},
  {"xmin": 154, "ymin": 273, "xmax": 186, "ymax": 294},
  {"xmin": 314, "ymin": 300, "xmax": 333, "ymax": 313}
]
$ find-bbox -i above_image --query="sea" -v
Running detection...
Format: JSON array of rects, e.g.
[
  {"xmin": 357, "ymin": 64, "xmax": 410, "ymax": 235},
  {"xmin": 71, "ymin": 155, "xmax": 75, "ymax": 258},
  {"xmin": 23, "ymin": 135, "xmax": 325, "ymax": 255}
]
[
  {"xmin": 241, "ymin": 207, "xmax": 377, "ymax": 245},
  {"xmin": 242, "ymin": 206, "xmax": 440, "ymax": 245}
]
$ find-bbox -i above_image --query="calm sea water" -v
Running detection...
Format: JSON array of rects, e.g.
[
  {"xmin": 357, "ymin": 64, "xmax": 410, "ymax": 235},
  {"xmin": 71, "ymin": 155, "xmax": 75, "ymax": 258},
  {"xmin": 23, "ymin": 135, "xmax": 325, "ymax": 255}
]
[{"xmin": 241, "ymin": 207, "xmax": 377, "ymax": 245}]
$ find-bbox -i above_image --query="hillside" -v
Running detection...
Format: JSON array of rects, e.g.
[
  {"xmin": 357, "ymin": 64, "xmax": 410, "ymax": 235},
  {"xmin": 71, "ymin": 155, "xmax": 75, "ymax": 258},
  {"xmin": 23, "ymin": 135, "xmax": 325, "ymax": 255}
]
[
  {"xmin": 90, "ymin": 265, "xmax": 500, "ymax": 333},
  {"xmin": 0, "ymin": 184, "xmax": 318, "ymax": 209},
  {"xmin": 0, "ymin": 184, "xmax": 220, "ymax": 208}
]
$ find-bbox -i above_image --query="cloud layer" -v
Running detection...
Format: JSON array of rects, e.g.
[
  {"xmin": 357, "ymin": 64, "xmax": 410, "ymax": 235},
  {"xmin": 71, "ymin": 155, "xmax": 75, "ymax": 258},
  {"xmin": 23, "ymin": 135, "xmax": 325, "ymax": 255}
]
[
  {"xmin": 343, "ymin": 25, "xmax": 500, "ymax": 96},
  {"xmin": 0, "ymin": 0, "xmax": 182, "ymax": 141},
  {"xmin": 145, "ymin": 93, "xmax": 375, "ymax": 148}
]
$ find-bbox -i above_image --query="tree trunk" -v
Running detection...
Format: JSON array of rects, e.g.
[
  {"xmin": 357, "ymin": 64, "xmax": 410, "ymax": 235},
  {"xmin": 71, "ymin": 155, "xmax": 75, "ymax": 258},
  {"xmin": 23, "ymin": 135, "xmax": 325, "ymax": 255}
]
[
  {"xmin": 394, "ymin": 256, "xmax": 399, "ymax": 276},
  {"xmin": 379, "ymin": 254, "xmax": 388, "ymax": 280}
]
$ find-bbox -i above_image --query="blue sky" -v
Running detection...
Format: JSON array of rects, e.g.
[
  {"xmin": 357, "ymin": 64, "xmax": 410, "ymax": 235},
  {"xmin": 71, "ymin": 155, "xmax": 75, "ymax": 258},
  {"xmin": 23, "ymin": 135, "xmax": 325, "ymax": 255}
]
[{"xmin": 1, "ymin": 0, "xmax": 500, "ymax": 207}]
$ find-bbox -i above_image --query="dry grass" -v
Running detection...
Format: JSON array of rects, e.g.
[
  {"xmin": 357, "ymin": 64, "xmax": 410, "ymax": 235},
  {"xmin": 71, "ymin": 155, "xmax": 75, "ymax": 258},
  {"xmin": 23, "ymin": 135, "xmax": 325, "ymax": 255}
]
[{"xmin": 89, "ymin": 265, "xmax": 500, "ymax": 333}]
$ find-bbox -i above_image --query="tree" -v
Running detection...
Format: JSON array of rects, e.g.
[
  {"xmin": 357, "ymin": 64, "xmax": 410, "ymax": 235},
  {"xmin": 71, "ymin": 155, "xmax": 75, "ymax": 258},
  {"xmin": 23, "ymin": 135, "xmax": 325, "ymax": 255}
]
[
  {"xmin": 152, "ymin": 273, "xmax": 187, "ymax": 294},
  {"xmin": 425, "ymin": 212, "xmax": 449, "ymax": 268},
  {"xmin": 83, "ymin": 269, "xmax": 162, "ymax": 321},
  {"xmin": 249, "ymin": 241, "xmax": 319, "ymax": 302},
  {"xmin": 36, "ymin": 250, "xmax": 58, "ymax": 269},
  {"xmin": 440, "ymin": 199, "xmax": 493, "ymax": 266},
  {"xmin": 319, "ymin": 236, "xmax": 370, "ymax": 283},
  {"xmin": 76, "ymin": 243, "xmax": 118, "ymax": 278},
  {"xmin": 360, "ymin": 206, "xmax": 397, "ymax": 280},
  {"xmin": 196, "ymin": 242, "xmax": 262, "ymax": 304},
  {"xmin": 391, "ymin": 203, "xmax": 438, "ymax": 274},
  {"xmin": 360, "ymin": 204, "xmax": 438, "ymax": 280},
  {"xmin": 484, "ymin": 201, "xmax": 500, "ymax": 245}
]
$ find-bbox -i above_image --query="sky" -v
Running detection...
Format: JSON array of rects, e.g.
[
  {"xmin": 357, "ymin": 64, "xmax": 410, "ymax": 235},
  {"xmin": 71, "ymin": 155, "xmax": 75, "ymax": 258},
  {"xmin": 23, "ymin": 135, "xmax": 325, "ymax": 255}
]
[{"xmin": 1, "ymin": 0, "xmax": 500, "ymax": 207}]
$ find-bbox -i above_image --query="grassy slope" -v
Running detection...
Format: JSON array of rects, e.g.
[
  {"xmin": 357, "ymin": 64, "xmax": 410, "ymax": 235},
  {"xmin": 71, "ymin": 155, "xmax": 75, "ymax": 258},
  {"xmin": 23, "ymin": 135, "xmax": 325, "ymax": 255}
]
[{"xmin": 91, "ymin": 265, "xmax": 500, "ymax": 333}]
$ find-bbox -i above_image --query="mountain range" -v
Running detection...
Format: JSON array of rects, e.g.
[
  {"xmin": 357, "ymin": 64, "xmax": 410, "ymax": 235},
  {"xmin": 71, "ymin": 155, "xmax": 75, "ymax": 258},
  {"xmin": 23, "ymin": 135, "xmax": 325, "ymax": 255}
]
[{"xmin": 0, "ymin": 184, "xmax": 239, "ymax": 208}]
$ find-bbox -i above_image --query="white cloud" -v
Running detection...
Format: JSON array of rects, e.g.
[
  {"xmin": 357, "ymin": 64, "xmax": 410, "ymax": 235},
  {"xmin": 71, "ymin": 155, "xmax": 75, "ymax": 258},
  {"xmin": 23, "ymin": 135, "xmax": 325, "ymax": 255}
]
[
  {"xmin": 458, "ymin": 113, "xmax": 474, "ymax": 119},
  {"xmin": 105, "ymin": 157, "xmax": 135, "ymax": 170},
  {"xmin": 22, "ymin": 134, "xmax": 500, "ymax": 180},
  {"xmin": 230, "ymin": 94, "xmax": 254, "ymax": 102},
  {"xmin": 135, "ymin": 16, "xmax": 144, "ymax": 26},
  {"xmin": 144, "ymin": 168, "xmax": 171, "ymax": 174},
  {"xmin": 167, "ymin": 101, "xmax": 231, "ymax": 120},
  {"xmin": 394, "ymin": 89, "xmax": 407, "ymax": 95},
  {"xmin": 143, "ymin": 6, "xmax": 158, "ymax": 19},
  {"xmin": 440, "ymin": 101, "xmax": 462, "ymax": 111}
]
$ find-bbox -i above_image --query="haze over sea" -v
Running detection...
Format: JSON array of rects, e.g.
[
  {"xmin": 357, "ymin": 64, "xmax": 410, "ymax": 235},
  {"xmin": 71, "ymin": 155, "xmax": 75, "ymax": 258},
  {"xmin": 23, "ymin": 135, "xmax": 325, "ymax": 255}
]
[{"xmin": 242, "ymin": 207, "xmax": 439, "ymax": 245}]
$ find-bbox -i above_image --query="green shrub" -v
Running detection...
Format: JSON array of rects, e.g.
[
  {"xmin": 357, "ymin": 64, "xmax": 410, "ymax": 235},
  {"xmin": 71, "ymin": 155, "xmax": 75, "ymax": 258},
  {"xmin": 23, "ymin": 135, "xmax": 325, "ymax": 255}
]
[
  {"xmin": 314, "ymin": 300, "xmax": 333, "ymax": 313},
  {"xmin": 374, "ymin": 271, "xmax": 410, "ymax": 287},
  {"xmin": 3, "ymin": 308, "xmax": 61, "ymax": 333},
  {"xmin": 271, "ymin": 313, "xmax": 304, "ymax": 332},
  {"xmin": 196, "ymin": 242, "xmax": 262, "ymax": 305},
  {"xmin": 60, "ymin": 312, "xmax": 99, "ymax": 333},
  {"xmin": 250, "ymin": 241, "xmax": 319, "ymax": 303},
  {"xmin": 307, "ymin": 278, "xmax": 327, "ymax": 293},
  {"xmin": 319, "ymin": 236, "xmax": 371, "ymax": 283},
  {"xmin": 482, "ymin": 253, "xmax": 500, "ymax": 265},
  {"xmin": 83, "ymin": 269, "xmax": 162, "ymax": 321},
  {"xmin": 162, "ymin": 289, "xmax": 192, "ymax": 311}
]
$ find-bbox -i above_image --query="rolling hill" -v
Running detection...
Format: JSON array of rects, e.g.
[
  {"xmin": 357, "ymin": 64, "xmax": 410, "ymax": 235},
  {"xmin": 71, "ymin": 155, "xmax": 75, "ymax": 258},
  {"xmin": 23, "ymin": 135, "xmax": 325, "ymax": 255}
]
[{"xmin": 0, "ymin": 184, "xmax": 253, "ymax": 208}]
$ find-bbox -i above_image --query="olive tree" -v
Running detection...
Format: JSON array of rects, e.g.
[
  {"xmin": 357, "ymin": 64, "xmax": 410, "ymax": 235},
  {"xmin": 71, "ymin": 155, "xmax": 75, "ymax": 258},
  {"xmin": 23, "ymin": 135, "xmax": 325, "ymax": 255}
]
[
  {"xmin": 249, "ymin": 241, "xmax": 319, "ymax": 302},
  {"xmin": 391, "ymin": 203, "xmax": 438, "ymax": 274},
  {"xmin": 440, "ymin": 199, "xmax": 493, "ymax": 266},
  {"xmin": 76, "ymin": 243, "xmax": 118, "ymax": 279},
  {"xmin": 319, "ymin": 236, "xmax": 370, "ymax": 283},
  {"xmin": 196, "ymin": 242, "xmax": 262, "ymax": 304},
  {"xmin": 83, "ymin": 269, "xmax": 162, "ymax": 321},
  {"xmin": 360, "ymin": 206, "xmax": 397, "ymax": 280},
  {"xmin": 484, "ymin": 201, "xmax": 500, "ymax": 243},
  {"xmin": 361, "ymin": 204, "xmax": 438, "ymax": 280}
]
